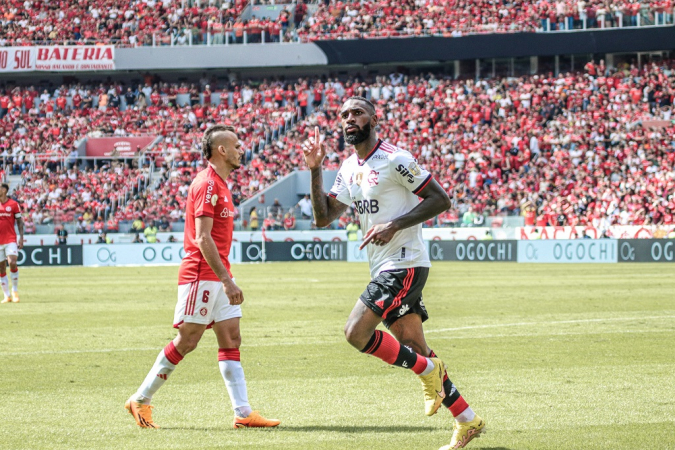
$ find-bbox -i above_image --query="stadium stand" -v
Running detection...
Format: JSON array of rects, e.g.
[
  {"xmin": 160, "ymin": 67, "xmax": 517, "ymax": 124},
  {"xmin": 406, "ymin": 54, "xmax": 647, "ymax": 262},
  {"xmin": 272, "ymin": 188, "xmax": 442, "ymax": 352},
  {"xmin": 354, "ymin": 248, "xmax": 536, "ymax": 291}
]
[
  {"xmin": 7, "ymin": 79, "xmax": 304, "ymax": 231},
  {"xmin": 9, "ymin": 56, "xmax": 675, "ymax": 232},
  {"xmin": 282, "ymin": 62, "xmax": 675, "ymax": 228},
  {"xmin": 297, "ymin": 0, "xmax": 674, "ymax": 41},
  {"xmin": 1, "ymin": 0, "xmax": 672, "ymax": 47}
]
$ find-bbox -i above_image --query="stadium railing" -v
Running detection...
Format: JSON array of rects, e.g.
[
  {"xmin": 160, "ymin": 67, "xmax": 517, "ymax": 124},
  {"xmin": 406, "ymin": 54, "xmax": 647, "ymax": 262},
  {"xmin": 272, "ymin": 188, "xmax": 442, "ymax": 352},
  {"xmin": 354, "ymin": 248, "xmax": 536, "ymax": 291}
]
[{"xmin": 2, "ymin": 4, "xmax": 671, "ymax": 48}]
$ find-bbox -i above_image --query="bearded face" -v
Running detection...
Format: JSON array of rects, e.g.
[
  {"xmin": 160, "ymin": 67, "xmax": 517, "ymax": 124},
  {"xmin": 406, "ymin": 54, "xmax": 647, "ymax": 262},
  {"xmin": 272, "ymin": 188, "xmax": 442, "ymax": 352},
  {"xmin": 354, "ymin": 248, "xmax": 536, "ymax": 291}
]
[{"xmin": 343, "ymin": 121, "xmax": 372, "ymax": 145}]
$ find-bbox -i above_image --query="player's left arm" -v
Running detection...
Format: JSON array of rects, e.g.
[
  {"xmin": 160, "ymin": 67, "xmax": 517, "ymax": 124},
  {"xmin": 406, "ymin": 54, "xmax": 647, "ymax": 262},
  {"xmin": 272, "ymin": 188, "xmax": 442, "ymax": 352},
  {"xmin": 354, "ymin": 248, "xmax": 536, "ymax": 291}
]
[
  {"xmin": 360, "ymin": 179, "xmax": 451, "ymax": 249},
  {"xmin": 15, "ymin": 208, "xmax": 24, "ymax": 249}
]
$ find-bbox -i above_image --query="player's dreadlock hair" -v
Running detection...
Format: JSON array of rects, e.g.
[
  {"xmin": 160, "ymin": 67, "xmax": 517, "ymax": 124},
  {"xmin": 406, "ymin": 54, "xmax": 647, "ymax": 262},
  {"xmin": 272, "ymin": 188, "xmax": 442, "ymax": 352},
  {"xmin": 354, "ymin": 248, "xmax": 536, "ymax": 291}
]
[
  {"xmin": 201, "ymin": 124, "xmax": 236, "ymax": 160},
  {"xmin": 346, "ymin": 96, "xmax": 376, "ymax": 115}
]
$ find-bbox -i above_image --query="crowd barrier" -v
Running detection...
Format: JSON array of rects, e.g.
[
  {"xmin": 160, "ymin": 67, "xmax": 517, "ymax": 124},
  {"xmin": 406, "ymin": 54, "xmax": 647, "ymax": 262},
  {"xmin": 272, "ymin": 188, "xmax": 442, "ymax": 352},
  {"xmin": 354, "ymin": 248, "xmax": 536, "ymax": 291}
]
[
  {"xmin": 14, "ymin": 240, "xmax": 675, "ymax": 267},
  {"xmin": 22, "ymin": 225, "xmax": 675, "ymax": 247}
]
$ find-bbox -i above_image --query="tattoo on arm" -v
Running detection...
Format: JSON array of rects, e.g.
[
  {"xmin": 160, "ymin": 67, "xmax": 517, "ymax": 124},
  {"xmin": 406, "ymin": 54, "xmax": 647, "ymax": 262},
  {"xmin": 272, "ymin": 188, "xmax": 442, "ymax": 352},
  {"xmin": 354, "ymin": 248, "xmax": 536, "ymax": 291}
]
[
  {"xmin": 310, "ymin": 168, "xmax": 329, "ymax": 223},
  {"xmin": 309, "ymin": 168, "xmax": 348, "ymax": 228}
]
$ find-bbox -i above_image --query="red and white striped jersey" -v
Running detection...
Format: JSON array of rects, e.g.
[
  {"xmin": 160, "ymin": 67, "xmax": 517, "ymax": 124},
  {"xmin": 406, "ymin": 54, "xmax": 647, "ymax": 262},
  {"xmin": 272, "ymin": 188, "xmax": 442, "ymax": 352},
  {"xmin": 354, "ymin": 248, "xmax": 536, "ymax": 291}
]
[{"xmin": 329, "ymin": 139, "xmax": 432, "ymax": 278}]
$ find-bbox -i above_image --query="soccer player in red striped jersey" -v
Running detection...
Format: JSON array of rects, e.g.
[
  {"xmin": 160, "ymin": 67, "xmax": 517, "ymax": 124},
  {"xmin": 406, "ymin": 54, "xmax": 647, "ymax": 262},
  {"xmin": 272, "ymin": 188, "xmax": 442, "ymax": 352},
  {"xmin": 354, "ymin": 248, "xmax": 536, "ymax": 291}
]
[
  {"xmin": 302, "ymin": 97, "xmax": 485, "ymax": 449},
  {"xmin": 0, "ymin": 183, "xmax": 23, "ymax": 304},
  {"xmin": 126, "ymin": 125, "xmax": 279, "ymax": 430}
]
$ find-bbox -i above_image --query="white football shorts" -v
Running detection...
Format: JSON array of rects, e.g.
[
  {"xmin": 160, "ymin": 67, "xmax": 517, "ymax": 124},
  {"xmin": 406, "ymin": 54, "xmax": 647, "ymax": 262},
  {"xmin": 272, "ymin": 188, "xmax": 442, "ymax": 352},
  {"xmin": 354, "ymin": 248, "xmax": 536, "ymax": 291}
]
[
  {"xmin": 173, "ymin": 280, "xmax": 242, "ymax": 329},
  {"xmin": 0, "ymin": 243, "xmax": 18, "ymax": 260}
]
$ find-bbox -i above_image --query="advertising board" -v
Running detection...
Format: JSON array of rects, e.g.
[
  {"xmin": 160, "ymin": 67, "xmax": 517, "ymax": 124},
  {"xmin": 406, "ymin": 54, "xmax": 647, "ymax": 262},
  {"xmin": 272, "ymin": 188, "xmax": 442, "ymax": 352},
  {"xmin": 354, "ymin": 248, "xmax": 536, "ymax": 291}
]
[
  {"xmin": 83, "ymin": 243, "xmax": 241, "ymax": 266},
  {"xmin": 18, "ymin": 245, "xmax": 83, "ymax": 266},
  {"xmin": 517, "ymin": 240, "xmax": 617, "ymax": 263}
]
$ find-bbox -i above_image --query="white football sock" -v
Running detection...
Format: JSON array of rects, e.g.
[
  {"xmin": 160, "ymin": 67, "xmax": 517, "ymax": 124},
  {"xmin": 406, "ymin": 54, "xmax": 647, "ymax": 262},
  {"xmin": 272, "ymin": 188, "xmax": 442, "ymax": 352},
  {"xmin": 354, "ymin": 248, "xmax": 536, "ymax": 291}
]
[
  {"xmin": 134, "ymin": 346, "xmax": 179, "ymax": 404},
  {"xmin": 420, "ymin": 358, "xmax": 435, "ymax": 376},
  {"xmin": 0, "ymin": 275, "xmax": 9, "ymax": 298},
  {"xmin": 456, "ymin": 407, "xmax": 476, "ymax": 423},
  {"xmin": 219, "ymin": 359, "xmax": 250, "ymax": 415},
  {"xmin": 9, "ymin": 270, "xmax": 17, "ymax": 292}
]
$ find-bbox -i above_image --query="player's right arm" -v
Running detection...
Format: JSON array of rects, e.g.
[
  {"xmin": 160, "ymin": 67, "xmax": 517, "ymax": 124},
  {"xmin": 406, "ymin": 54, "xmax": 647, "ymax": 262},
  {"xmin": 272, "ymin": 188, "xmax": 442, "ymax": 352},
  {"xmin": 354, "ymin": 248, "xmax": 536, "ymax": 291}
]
[
  {"xmin": 302, "ymin": 126, "xmax": 348, "ymax": 228},
  {"xmin": 191, "ymin": 181, "xmax": 243, "ymax": 305},
  {"xmin": 194, "ymin": 216, "xmax": 243, "ymax": 305}
]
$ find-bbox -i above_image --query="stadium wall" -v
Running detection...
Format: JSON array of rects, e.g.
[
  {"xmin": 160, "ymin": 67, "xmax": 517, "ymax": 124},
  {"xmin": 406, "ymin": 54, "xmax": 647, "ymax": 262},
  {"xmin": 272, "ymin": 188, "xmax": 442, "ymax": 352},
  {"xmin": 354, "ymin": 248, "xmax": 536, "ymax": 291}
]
[
  {"xmin": 18, "ymin": 240, "xmax": 675, "ymax": 267},
  {"xmin": 4, "ymin": 26, "xmax": 673, "ymax": 77},
  {"xmin": 315, "ymin": 27, "xmax": 675, "ymax": 64},
  {"xmin": 115, "ymin": 43, "xmax": 328, "ymax": 70}
]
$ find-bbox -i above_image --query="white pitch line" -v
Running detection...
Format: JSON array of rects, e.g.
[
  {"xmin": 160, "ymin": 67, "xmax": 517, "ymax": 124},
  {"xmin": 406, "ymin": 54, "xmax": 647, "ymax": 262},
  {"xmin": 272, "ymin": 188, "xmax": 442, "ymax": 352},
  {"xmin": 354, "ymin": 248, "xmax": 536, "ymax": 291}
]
[
  {"xmin": 2, "ymin": 316, "xmax": 673, "ymax": 356},
  {"xmin": 425, "ymin": 315, "xmax": 675, "ymax": 334}
]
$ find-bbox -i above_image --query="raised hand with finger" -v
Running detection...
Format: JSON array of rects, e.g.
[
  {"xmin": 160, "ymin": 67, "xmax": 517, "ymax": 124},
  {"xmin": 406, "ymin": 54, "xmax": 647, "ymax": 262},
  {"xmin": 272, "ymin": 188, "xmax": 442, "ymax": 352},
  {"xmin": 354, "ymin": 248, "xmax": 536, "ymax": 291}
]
[{"xmin": 301, "ymin": 126, "xmax": 326, "ymax": 170}]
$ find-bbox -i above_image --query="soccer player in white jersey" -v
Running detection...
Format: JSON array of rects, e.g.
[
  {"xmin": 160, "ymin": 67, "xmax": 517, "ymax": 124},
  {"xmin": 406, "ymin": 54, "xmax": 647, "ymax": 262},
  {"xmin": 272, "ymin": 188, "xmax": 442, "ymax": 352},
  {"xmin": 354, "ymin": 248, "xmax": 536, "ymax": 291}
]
[{"xmin": 302, "ymin": 97, "xmax": 485, "ymax": 449}]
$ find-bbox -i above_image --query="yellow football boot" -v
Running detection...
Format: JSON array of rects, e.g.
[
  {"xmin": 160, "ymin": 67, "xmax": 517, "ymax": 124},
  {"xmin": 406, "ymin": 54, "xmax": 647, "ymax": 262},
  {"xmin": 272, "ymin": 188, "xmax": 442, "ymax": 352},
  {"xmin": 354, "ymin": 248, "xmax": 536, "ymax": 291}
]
[
  {"xmin": 418, "ymin": 357, "xmax": 447, "ymax": 416},
  {"xmin": 440, "ymin": 415, "xmax": 486, "ymax": 449}
]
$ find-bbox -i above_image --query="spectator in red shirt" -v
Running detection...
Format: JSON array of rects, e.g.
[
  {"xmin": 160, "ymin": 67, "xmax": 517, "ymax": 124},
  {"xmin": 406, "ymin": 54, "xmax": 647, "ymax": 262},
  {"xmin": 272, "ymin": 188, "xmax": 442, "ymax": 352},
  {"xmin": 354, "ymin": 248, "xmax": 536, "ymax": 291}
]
[{"xmin": 283, "ymin": 212, "xmax": 296, "ymax": 230}]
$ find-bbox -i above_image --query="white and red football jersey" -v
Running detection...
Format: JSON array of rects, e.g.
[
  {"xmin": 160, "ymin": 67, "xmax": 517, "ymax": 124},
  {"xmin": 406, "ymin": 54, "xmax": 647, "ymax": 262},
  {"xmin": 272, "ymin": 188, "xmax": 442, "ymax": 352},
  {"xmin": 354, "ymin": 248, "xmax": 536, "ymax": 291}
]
[
  {"xmin": 329, "ymin": 139, "xmax": 432, "ymax": 278},
  {"xmin": 178, "ymin": 166, "xmax": 235, "ymax": 285}
]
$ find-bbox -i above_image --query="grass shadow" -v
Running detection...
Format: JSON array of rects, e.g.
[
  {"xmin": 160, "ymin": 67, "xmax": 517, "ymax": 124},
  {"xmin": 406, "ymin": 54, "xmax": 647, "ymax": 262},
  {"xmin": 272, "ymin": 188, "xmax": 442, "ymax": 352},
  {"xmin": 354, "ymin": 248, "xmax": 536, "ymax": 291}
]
[{"xmin": 279, "ymin": 425, "xmax": 438, "ymax": 433}]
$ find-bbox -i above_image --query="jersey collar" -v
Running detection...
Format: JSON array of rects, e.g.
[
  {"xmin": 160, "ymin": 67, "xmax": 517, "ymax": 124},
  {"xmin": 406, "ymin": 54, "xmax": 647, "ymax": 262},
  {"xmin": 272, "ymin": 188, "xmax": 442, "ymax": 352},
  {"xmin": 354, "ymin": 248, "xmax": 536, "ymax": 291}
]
[{"xmin": 357, "ymin": 139, "xmax": 382, "ymax": 166}]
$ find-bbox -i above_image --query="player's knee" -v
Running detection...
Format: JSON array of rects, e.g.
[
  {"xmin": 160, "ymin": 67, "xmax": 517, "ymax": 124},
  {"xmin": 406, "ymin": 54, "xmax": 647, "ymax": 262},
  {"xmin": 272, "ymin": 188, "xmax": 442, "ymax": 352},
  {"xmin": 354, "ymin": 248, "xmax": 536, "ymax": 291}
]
[
  {"xmin": 8, "ymin": 262, "xmax": 17, "ymax": 271},
  {"xmin": 177, "ymin": 339, "xmax": 198, "ymax": 355},
  {"xmin": 174, "ymin": 333, "xmax": 201, "ymax": 354},
  {"xmin": 226, "ymin": 333, "xmax": 241, "ymax": 349}
]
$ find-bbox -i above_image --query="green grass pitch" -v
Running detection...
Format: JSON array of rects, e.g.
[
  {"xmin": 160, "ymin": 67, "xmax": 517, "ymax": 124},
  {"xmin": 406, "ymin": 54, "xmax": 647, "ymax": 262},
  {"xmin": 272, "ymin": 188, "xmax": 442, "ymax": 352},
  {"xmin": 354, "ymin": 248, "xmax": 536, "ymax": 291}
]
[{"xmin": 1, "ymin": 262, "xmax": 674, "ymax": 450}]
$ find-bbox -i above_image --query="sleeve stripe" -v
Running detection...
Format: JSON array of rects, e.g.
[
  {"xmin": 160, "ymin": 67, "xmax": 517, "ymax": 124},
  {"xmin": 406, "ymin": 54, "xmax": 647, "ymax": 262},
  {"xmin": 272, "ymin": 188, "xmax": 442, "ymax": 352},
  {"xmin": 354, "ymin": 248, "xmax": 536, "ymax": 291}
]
[
  {"xmin": 328, "ymin": 192, "xmax": 338, "ymax": 198},
  {"xmin": 412, "ymin": 174, "xmax": 433, "ymax": 195}
]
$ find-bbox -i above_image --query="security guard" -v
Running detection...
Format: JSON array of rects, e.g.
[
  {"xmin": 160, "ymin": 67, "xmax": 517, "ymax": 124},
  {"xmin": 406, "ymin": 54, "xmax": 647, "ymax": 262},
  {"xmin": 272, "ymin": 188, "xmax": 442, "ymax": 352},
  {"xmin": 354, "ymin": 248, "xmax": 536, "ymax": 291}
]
[
  {"xmin": 346, "ymin": 220, "xmax": 359, "ymax": 241},
  {"xmin": 144, "ymin": 220, "xmax": 159, "ymax": 243}
]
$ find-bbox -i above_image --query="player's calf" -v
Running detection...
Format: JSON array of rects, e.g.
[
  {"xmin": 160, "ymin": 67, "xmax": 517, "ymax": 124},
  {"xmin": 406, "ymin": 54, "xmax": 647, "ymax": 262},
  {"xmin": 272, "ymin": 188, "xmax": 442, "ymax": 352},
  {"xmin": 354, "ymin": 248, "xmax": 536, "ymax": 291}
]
[
  {"xmin": 126, "ymin": 341, "xmax": 185, "ymax": 428},
  {"xmin": 0, "ymin": 271, "xmax": 10, "ymax": 303},
  {"xmin": 429, "ymin": 350, "xmax": 477, "ymax": 422}
]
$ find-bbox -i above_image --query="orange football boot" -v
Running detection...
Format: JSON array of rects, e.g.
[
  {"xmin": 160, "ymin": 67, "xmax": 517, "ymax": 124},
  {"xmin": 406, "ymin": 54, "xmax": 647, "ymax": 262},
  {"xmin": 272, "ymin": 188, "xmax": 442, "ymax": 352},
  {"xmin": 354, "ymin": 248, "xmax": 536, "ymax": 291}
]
[
  {"xmin": 233, "ymin": 411, "xmax": 280, "ymax": 428},
  {"xmin": 125, "ymin": 399, "xmax": 159, "ymax": 429}
]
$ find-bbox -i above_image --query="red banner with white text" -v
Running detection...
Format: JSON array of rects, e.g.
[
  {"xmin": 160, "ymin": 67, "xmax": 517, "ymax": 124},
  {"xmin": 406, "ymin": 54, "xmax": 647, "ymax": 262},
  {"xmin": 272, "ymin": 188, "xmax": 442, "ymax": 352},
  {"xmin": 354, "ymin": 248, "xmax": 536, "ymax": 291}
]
[
  {"xmin": 86, "ymin": 136, "xmax": 156, "ymax": 158},
  {"xmin": 0, "ymin": 46, "xmax": 114, "ymax": 72}
]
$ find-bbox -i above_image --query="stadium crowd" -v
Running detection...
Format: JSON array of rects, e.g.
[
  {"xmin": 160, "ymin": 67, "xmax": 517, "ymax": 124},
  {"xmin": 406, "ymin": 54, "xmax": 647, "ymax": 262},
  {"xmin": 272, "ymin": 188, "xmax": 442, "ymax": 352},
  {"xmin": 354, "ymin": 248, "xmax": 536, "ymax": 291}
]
[
  {"xmin": 281, "ymin": 59, "xmax": 675, "ymax": 228},
  {"xmin": 297, "ymin": 0, "xmax": 674, "ymax": 41},
  {"xmin": 0, "ymin": 0, "xmax": 671, "ymax": 47},
  {"xmin": 9, "ymin": 57, "xmax": 675, "ymax": 232},
  {"xmin": 6, "ymin": 77, "xmax": 310, "ymax": 230}
]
